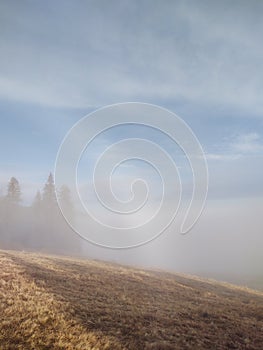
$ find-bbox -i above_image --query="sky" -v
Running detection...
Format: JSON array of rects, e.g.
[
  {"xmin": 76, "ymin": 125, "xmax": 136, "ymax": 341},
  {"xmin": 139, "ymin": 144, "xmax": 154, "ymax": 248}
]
[{"xmin": 0, "ymin": 0, "xmax": 262, "ymax": 283}]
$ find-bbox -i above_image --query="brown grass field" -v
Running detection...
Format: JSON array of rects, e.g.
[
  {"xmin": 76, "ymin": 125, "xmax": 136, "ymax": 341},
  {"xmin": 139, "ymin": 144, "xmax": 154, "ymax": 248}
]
[{"xmin": 0, "ymin": 250, "xmax": 262, "ymax": 349}]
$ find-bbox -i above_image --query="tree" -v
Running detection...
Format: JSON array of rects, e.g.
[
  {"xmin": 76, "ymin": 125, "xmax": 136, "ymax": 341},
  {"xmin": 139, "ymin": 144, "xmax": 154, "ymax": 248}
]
[
  {"xmin": 6, "ymin": 177, "xmax": 21, "ymax": 205},
  {"xmin": 41, "ymin": 172, "xmax": 59, "ymax": 250},
  {"xmin": 59, "ymin": 185, "xmax": 74, "ymax": 224},
  {"xmin": 42, "ymin": 173, "xmax": 56, "ymax": 209},
  {"xmin": 3, "ymin": 177, "xmax": 22, "ymax": 249},
  {"xmin": 32, "ymin": 190, "xmax": 42, "ymax": 210},
  {"xmin": 58, "ymin": 185, "xmax": 80, "ymax": 254}
]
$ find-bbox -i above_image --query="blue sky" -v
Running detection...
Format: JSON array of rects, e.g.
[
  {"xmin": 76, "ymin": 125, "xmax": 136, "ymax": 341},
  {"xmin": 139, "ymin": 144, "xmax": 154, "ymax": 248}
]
[
  {"xmin": 0, "ymin": 0, "xmax": 263, "ymax": 276},
  {"xmin": 0, "ymin": 0, "xmax": 263, "ymax": 203}
]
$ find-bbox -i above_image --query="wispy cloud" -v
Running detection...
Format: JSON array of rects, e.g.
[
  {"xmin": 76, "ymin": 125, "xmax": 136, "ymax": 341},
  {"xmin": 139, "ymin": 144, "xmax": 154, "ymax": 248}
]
[
  {"xmin": 230, "ymin": 133, "xmax": 263, "ymax": 154},
  {"xmin": 205, "ymin": 153, "xmax": 241, "ymax": 161},
  {"xmin": 205, "ymin": 131, "xmax": 263, "ymax": 162},
  {"xmin": 0, "ymin": 1, "xmax": 263, "ymax": 115}
]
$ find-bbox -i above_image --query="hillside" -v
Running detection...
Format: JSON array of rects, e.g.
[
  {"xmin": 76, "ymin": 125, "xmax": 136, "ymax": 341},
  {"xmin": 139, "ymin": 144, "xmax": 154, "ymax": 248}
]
[{"xmin": 0, "ymin": 250, "xmax": 262, "ymax": 349}]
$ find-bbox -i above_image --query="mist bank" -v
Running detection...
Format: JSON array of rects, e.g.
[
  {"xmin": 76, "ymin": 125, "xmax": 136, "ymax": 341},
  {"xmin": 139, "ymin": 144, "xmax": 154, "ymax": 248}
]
[
  {"xmin": 0, "ymin": 174, "xmax": 262, "ymax": 290},
  {"xmin": 0, "ymin": 174, "xmax": 81, "ymax": 255},
  {"xmin": 80, "ymin": 197, "xmax": 263, "ymax": 290}
]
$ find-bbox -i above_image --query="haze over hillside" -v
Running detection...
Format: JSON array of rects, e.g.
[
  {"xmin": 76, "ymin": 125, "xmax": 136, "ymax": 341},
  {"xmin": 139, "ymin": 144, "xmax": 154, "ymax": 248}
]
[{"xmin": 1, "ymin": 173, "xmax": 263, "ymax": 291}]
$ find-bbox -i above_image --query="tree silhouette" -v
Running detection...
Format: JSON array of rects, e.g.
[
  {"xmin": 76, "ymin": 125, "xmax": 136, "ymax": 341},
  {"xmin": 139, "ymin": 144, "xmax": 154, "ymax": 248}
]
[
  {"xmin": 58, "ymin": 185, "xmax": 80, "ymax": 254},
  {"xmin": 2, "ymin": 177, "xmax": 22, "ymax": 248},
  {"xmin": 42, "ymin": 173, "xmax": 56, "ymax": 208},
  {"xmin": 41, "ymin": 173, "xmax": 58, "ymax": 247},
  {"xmin": 0, "ymin": 173, "xmax": 81, "ymax": 255},
  {"xmin": 6, "ymin": 177, "xmax": 21, "ymax": 205},
  {"xmin": 32, "ymin": 190, "xmax": 42, "ymax": 211},
  {"xmin": 59, "ymin": 185, "xmax": 74, "ymax": 224}
]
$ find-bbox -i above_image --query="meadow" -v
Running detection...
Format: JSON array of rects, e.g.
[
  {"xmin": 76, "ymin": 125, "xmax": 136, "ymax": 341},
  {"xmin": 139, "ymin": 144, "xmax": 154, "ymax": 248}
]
[{"xmin": 0, "ymin": 250, "xmax": 262, "ymax": 349}]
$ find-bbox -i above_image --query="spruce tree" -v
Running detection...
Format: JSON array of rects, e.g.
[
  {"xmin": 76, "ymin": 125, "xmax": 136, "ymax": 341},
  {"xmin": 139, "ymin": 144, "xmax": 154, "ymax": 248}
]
[
  {"xmin": 33, "ymin": 190, "xmax": 42, "ymax": 210},
  {"xmin": 59, "ymin": 185, "xmax": 74, "ymax": 223},
  {"xmin": 40, "ymin": 173, "xmax": 58, "ymax": 251},
  {"xmin": 6, "ymin": 177, "xmax": 21, "ymax": 205},
  {"xmin": 42, "ymin": 173, "xmax": 56, "ymax": 208}
]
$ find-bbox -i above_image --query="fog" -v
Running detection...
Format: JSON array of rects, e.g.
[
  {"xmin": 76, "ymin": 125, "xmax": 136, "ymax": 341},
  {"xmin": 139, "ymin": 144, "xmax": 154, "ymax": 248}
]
[
  {"xmin": 79, "ymin": 196, "xmax": 263, "ymax": 289},
  {"xmin": 0, "ymin": 175, "xmax": 81, "ymax": 255},
  {"xmin": 1, "ymin": 174, "xmax": 262, "ymax": 290}
]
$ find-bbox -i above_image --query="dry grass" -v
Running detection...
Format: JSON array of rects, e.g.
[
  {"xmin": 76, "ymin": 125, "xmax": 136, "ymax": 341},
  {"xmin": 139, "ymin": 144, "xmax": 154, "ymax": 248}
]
[{"xmin": 0, "ymin": 250, "xmax": 262, "ymax": 349}]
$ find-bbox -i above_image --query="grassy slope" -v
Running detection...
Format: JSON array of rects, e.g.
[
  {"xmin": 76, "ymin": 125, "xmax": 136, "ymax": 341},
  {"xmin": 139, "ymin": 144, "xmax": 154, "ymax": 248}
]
[{"xmin": 0, "ymin": 250, "xmax": 262, "ymax": 350}]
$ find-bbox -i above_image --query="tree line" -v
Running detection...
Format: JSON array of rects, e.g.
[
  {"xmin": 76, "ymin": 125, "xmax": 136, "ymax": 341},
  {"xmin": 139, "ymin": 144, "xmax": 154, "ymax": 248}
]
[{"xmin": 0, "ymin": 173, "xmax": 81, "ymax": 255}]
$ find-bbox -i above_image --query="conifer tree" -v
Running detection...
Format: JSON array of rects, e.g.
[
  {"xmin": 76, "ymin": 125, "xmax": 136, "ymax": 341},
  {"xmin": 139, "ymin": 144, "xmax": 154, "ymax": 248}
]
[
  {"xmin": 59, "ymin": 185, "xmax": 74, "ymax": 223},
  {"xmin": 33, "ymin": 190, "xmax": 42, "ymax": 210},
  {"xmin": 6, "ymin": 177, "xmax": 21, "ymax": 205},
  {"xmin": 42, "ymin": 173, "xmax": 56, "ymax": 208}
]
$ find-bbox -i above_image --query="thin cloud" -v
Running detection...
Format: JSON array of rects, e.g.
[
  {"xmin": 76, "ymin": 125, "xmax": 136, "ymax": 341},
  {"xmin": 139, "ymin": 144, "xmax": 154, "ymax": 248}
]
[
  {"xmin": 230, "ymin": 133, "xmax": 263, "ymax": 154},
  {"xmin": 205, "ymin": 153, "xmax": 241, "ymax": 161},
  {"xmin": 0, "ymin": 1, "xmax": 263, "ymax": 115},
  {"xmin": 205, "ymin": 131, "xmax": 263, "ymax": 162}
]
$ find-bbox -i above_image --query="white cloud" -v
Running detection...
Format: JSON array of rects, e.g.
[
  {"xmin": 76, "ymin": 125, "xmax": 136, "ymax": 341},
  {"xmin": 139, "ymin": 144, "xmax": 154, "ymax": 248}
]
[
  {"xmin": 205, "ymin": 132, "xmax": 263, "ymax": 163},
  {"xmin": 230, "ymin": 133, "xmax": 263, "ymax": 154},
  {"xmin": 205, "ymin": 153, "xmax": 241, "ymax": 161}
]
